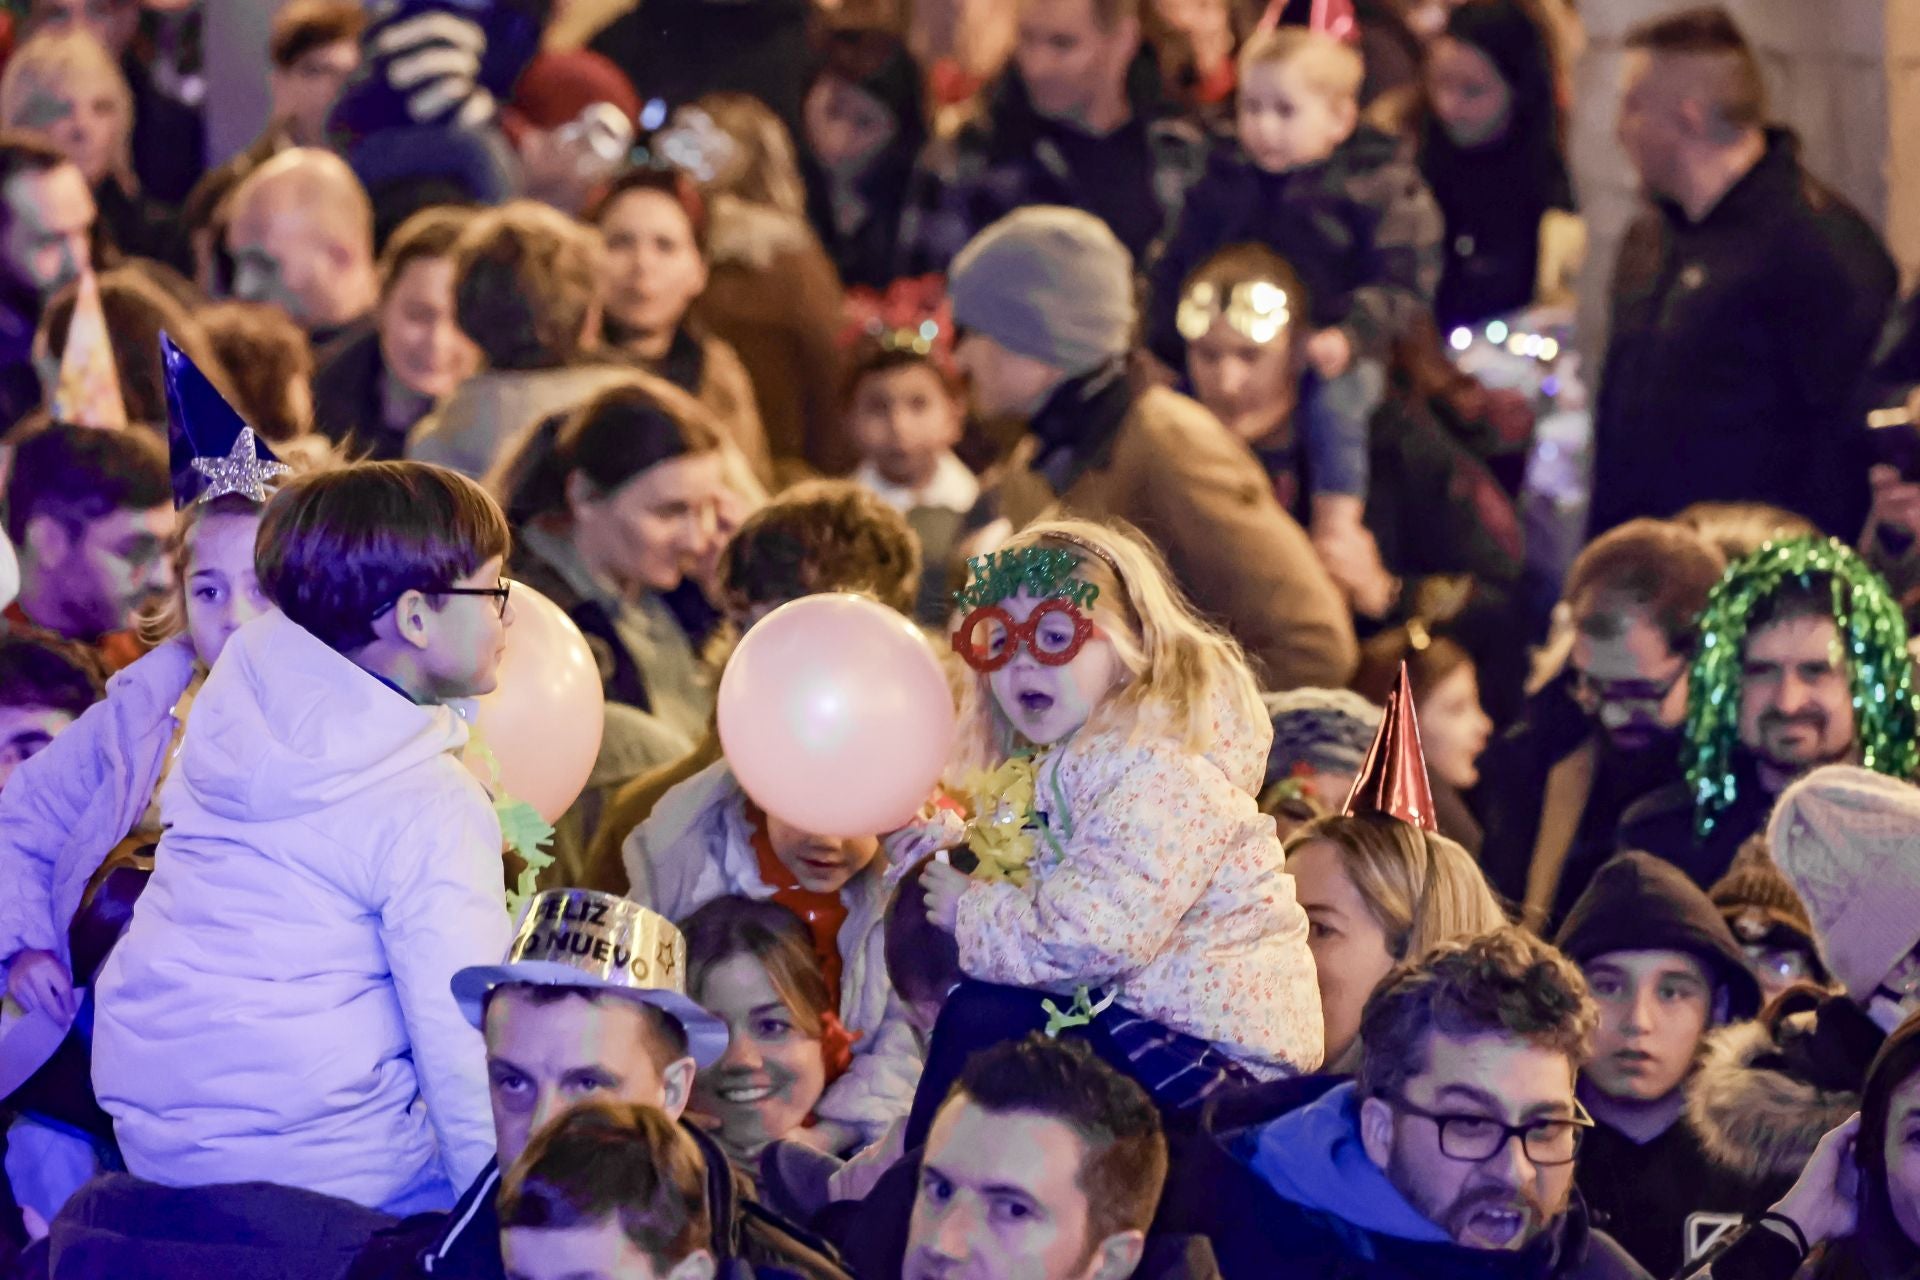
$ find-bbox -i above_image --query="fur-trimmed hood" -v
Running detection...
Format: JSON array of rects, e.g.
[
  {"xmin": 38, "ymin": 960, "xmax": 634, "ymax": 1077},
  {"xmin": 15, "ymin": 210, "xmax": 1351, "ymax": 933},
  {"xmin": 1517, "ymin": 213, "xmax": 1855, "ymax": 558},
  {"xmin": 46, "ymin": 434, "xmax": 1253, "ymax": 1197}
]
[{"xmin": 1687, "ymin": 1007, "xmax": 1872, "ymax": 1185}]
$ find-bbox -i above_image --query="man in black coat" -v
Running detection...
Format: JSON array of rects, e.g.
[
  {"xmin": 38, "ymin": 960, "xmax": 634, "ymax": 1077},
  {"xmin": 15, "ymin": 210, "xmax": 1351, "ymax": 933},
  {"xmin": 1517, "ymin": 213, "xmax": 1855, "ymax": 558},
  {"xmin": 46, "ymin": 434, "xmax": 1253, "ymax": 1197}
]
[
  {"xmin": 1589, "ymin": 8, "xmax": 1895, "ymax": 539},
  {"xmin": 1163, "ymin": 928, "xmax": 1649, "ymax": 1280}
]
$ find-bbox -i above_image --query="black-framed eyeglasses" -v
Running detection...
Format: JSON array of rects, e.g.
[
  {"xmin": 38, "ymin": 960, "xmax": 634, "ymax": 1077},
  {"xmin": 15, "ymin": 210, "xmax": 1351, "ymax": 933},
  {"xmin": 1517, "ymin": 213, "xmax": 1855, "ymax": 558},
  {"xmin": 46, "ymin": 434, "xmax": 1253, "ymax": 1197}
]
[
  {"xmin": 372, "ymin": 581, "xmax": 513, "ymax": 621},
  {"xmin": 1568, "ymin": 663, "xmax": 1684, "ymax": 714},
  {"xmin": 1377, "ymin": 1090, "xmax": 1593, "ymax": 1166}
]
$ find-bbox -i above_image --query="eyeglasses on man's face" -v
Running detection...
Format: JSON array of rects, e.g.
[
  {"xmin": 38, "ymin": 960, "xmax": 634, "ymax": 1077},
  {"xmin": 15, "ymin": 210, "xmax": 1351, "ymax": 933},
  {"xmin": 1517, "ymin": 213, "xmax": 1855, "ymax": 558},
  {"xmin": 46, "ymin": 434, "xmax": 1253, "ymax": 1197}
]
[
  {"xmin": 1568, "ymin": 662, "xmax": 1684, "ymax": 715},
  {"xmin": 1377, "ymin": 1089, "xmax": 1594, "ymax": 1166}
]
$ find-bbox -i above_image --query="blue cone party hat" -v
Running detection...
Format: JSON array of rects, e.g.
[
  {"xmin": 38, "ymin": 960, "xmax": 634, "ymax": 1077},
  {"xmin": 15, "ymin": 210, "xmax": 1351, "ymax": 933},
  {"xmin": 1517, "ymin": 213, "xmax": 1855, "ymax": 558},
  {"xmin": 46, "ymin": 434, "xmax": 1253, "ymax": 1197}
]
[{"xmin": 162, "ymin": 332, "xmax": 290, "ymax": 509}]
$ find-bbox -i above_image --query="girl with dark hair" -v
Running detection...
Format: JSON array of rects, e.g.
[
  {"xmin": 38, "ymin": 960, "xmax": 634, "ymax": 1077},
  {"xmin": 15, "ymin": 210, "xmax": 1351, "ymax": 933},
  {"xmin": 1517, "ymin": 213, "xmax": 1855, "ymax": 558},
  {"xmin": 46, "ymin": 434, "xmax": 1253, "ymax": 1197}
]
[{"xmin": 1417, "ymin": 0, "xmax": 1574, "ymax": 329}]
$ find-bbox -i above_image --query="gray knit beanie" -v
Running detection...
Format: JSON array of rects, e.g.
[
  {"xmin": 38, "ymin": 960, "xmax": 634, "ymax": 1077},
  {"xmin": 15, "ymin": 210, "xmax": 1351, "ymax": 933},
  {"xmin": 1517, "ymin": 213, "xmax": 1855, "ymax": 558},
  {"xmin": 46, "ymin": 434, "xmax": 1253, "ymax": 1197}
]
[
  {"xmin": 948, "ymin": 206, "xmax": 1136, "ymax": 376},
  {"xmin": 1768, "ymin": 764, "xmax": 1920, "ymax": 998}
]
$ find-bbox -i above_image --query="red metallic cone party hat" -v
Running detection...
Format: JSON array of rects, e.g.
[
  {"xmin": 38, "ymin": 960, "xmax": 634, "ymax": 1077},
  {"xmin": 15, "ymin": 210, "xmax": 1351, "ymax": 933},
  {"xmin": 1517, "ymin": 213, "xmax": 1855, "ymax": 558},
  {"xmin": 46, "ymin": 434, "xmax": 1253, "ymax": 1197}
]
[{"xmin": 1341, "ymin": 662, "xmax": 1438, "ymax": 831}]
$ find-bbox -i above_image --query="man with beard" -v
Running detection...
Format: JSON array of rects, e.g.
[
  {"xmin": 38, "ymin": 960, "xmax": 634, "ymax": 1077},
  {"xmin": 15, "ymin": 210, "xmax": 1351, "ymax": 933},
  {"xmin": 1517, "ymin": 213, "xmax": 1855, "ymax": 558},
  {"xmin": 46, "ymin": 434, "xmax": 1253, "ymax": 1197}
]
[
  {"xmin": 1478, "ymin": 520, "xmax": 1726, "ymax": 931},
  {"xmin": 0, "ymin": 133, "xmax": 97, "ymax": 432},
  {"xmin": 1226, "ymin": 928, "xmax": 1646, "ymax": 1280},
  {"xmin": 1617, "ymin": 536, "xmax": 1918, "ymax": 894}
]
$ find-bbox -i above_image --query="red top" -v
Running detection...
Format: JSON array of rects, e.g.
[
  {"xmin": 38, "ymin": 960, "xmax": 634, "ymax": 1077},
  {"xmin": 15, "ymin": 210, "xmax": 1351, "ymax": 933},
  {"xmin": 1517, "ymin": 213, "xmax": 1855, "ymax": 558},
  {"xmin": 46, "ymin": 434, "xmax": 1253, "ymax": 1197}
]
[{"xmin": 747, "ymin": 804, "xmax": 849, "ymax": 1009}]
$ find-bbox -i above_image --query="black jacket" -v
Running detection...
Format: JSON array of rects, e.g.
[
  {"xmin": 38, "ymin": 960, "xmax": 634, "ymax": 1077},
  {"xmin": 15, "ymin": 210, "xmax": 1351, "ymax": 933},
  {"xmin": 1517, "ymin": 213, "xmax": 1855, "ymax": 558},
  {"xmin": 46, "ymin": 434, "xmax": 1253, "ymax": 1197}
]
[
  {"xmin": 346, "ymin": 1124, "xmax": 850, "ymax": 1280},
  {"xmin": 897, "ymin": 67, "xmax": 1208, "ymax": 275},
  {"xmin": 1590, "ymin": 130, "xmax": 1896, "ymax": 538},
  {"xmin": 1614, "ymin": 767, "xmax": 1774, "ymax": 900},
  {"xmin": 588, "ymin": 0, "xmax": 813, "ymax": 145},
  {"xmin": 1144, "ymin": 127, "xmax": 1444, "ymax": 368},
  {"xmin": 1476, "ymin": 678, "xmax": 1685, "ymax": 927},
  {"xmin": 312, "ymin": 323, "xmax": 413, "ymax": 462},
  {"xmin": 1155, "ymin": 1077, "xmax": 1650, "ymax": 1280}
]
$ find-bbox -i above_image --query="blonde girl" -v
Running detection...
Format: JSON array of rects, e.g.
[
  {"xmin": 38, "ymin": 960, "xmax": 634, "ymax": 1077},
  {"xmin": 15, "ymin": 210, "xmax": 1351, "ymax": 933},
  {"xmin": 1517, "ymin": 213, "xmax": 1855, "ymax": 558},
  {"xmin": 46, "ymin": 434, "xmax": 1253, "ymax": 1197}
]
[{"xmin": 909, "ymin": 518, "xmax": 1322, "ymax": 1143}]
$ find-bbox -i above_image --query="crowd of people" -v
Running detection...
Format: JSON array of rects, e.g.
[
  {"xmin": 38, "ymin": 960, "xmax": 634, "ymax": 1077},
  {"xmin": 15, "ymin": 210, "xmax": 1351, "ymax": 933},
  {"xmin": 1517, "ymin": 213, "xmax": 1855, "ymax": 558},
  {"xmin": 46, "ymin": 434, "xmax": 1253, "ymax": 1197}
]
[{"xmin": 1, "ymin": 0, "xmax": 1920, "ymax": 1276}]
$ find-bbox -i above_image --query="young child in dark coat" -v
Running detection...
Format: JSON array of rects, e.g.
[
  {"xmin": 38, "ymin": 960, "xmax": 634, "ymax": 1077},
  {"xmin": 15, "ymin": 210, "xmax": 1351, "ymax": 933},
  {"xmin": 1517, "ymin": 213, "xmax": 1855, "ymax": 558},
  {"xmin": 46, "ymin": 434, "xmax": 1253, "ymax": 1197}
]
[{"xmin": 1145, "ymin": 27, "xmax": 1442, "ymax": 602}]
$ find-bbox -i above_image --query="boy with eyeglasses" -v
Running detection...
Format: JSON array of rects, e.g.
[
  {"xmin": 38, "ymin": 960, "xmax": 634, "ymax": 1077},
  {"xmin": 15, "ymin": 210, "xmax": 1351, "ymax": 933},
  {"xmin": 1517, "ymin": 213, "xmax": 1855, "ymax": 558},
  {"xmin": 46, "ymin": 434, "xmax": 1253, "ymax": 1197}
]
[
  {"xmin": 1555, "ymin": 853, "xmax": 1768, "ymax": 1278},
  {"xmin": 94, "ymin": 461, "xmax": 517, "ymax": 1215},
  {"xmin": 1231, "ymin": 928, "xmax": 1649, "ymax": 1280}
]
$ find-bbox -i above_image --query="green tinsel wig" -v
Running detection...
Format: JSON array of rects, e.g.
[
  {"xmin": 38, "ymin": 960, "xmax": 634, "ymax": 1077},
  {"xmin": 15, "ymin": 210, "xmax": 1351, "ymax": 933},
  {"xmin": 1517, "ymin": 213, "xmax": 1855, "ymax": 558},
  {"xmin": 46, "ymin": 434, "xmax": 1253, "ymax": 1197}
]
[{"xmin": 1686, "ymin": 535, "xmax": 1919, "ymax": 838}]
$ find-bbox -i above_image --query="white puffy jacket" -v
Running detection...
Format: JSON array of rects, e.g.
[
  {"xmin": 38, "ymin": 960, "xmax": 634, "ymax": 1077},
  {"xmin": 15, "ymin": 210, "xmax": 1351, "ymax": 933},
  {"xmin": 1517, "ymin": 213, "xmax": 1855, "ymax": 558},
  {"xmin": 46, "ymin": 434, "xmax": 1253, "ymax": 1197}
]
[{"xmin": 92, "ymin": 612, "xmax": 511, "ymax": 1212}]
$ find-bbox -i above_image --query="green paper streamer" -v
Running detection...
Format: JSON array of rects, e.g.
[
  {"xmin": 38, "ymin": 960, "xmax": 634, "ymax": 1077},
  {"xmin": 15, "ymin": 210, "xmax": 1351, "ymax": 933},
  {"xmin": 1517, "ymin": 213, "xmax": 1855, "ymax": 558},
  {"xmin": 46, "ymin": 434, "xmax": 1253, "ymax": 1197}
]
[
  {"xmin": 955, "ymin": 547, "xmax": 1100, "ymax": 611},
  {"xmin": 1684, "ymin": 536, "xmax": 1918, "ymax": 839}
]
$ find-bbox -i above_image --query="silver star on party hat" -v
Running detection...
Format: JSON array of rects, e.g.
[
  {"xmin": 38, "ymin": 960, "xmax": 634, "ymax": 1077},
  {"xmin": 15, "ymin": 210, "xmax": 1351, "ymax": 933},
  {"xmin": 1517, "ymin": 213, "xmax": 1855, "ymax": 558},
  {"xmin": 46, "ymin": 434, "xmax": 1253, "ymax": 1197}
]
[{"xmin": 189, "ymin": 425, "xmax": 292, "ymax": 504}]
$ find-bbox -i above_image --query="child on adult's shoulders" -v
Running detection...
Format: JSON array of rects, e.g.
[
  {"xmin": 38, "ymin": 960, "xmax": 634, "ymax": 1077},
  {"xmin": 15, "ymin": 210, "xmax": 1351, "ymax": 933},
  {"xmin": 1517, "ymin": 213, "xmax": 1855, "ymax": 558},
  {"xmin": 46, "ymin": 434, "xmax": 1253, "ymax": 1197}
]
[
  {"xmin": 1144, "ymin": 27, "xmax": 1443, "ymax": 609},
  {"xmin": 91, "ymin": 460, "xmax": 518, "ymax": 1216}
]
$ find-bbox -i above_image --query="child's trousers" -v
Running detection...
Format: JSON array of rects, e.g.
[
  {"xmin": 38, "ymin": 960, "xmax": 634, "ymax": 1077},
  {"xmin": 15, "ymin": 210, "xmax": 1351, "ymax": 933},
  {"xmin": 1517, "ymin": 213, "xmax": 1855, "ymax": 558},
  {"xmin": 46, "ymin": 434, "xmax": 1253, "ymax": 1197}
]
[{"xmin": 902, "ymin": 981, "xmax": 1257, "ymax": 1151}]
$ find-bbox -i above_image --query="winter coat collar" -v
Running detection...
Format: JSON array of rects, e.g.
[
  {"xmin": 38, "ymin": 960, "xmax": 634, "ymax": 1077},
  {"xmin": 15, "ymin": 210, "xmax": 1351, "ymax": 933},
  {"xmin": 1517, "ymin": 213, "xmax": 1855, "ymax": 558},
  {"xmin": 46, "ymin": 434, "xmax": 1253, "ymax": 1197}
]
[
  {"xmin": 1026, "ymin": 359, "xmax": 1136, "ymax": 494},
  {"xmin": 1687, "ymin": 991, "xmax": 1880, "ymax": 1185}
]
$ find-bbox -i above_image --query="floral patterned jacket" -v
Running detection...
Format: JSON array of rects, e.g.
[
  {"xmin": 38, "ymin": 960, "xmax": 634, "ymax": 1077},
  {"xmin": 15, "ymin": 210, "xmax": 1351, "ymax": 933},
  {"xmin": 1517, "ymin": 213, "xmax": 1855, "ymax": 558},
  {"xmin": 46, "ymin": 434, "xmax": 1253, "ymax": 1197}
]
[{"xmin": 954, "ymin": 692, "xmax": 1325, "ymax": 1078}]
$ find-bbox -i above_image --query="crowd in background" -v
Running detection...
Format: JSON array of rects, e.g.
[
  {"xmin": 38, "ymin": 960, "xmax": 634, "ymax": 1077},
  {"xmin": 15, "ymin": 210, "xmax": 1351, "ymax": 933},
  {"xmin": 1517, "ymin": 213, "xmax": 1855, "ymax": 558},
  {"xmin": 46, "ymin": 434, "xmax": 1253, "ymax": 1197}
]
[{"xmin": 1, "ymin": 0, "xmax": 1920, "ymax": 1277}]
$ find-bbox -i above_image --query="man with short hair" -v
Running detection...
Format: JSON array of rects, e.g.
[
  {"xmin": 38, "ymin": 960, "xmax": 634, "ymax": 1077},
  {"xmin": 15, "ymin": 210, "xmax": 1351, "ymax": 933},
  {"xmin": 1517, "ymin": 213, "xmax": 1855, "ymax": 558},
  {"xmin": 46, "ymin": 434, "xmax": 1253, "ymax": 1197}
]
[
  {"xmin": 1478, "ymin": 519, "xmax": 1727, "ymax": 928},
  {"xmin": 405, "ymin": 199, "xmax": 633, "ymax": 480},
  {"xmin": 350, "ymin": 888, "xmax": 849, "ymax": 1280},
  {"xmin": 1223, "ymin": 928, "xmax": 1645, "ymax": 1279},
  {"xmin": 225, "ymin": 147, "xmax": 381, "ymax": 344},
  {"xmin": 0, "ymin": 132, "xmax": 95, "ymax": 428},
  {"xmin": 1617, "ymin": 536, "xmax": 1916, "ymax": 893},
  {"xmin": 3, "ymin": 421, "xmax": 172, "ymax": 671},
  {"xmin": 897, "ymin": 0, "xmax": 1205, "ymax": 273},
  {"xmin": 1590, "ymin": 6, "xmax": 1895, "ymax": 538},
  {"xmin": 903, "ymin": 1036, "xmax": 1171, "ymax": 1280},
  {"xmin": 1554, "ymin": 853, "xmax": 1766, "ymax": 1278},
  {"xmin": 824, "ymin": 1033, "xmax": 1214, "ymax": 1280}
]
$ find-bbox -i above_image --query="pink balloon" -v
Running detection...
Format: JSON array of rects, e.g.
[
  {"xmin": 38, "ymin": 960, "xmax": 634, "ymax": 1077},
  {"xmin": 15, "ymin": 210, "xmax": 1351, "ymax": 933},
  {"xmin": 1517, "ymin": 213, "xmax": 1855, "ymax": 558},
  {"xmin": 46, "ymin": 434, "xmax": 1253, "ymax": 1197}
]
[
  {"xmin": 717, "ymin": 594, "xmax": 955, "ymax": 838},
  {"xmin": 467, "ymin": 581, "xmax": 606, "ymax": 822}
]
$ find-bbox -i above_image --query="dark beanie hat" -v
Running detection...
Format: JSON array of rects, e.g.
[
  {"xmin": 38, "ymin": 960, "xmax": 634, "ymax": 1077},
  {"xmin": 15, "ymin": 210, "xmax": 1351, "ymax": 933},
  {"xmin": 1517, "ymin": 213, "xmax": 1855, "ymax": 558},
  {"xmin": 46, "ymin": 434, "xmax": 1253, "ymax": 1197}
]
[{"xmin": 1555, "ymin": 851, "xmax": 1763, "ymax": 1021}]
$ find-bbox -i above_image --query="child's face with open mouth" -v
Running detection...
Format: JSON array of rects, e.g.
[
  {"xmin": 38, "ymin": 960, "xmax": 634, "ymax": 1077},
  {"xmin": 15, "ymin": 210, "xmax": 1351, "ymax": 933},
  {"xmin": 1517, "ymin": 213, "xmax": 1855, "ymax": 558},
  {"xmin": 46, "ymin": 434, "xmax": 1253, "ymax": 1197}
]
[{"xmin": 984, "ymin": 588, "xmax": 1125, "ymax": 747}]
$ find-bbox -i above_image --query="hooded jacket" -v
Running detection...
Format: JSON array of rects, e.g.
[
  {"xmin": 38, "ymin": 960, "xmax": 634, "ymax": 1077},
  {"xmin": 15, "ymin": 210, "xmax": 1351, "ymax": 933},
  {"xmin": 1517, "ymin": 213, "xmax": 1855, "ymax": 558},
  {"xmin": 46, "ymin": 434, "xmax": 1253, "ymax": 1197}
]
[
  {"xmin": 1180, "ymin": 1080, "xmax": 1649, "ymax": 1280},
  {"xmin": 91, "ymin": 612, "xmax": 512, "ymax": 1213},
  {"xmin": 622, "ymin": 760, "xmax": 924, "ymax": 1145},
  {"xmin": 952, "ymin": 687, "xmax": 1325, "ymax": 1078},
  {"xmin": 1687, "ymin": 989, "xmax": 1884, "ymax": 1193},
  {"xmin": 1554, "ymin": 851, "xmax": 1762, "ymax": 1021}
]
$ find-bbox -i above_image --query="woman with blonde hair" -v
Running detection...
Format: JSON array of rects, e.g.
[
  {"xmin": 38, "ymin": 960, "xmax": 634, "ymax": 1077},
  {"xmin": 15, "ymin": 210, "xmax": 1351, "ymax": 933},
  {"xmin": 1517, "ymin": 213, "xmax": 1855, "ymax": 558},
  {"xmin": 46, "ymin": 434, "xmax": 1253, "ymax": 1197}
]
[
  {"xmin": 656, "ymin": 93, "xmax": 852, "ymax": 477},
  {"xmin": 903, "ymin": 517, "xmax": 1324, "ymax": 1146},
  {"xmin": 0, "ymin": 29, "xmax": 188, "ymax": 272},
  {"xmin": 1285, "ymin": 811, "xmax": 1510, "ymax": 1072}
]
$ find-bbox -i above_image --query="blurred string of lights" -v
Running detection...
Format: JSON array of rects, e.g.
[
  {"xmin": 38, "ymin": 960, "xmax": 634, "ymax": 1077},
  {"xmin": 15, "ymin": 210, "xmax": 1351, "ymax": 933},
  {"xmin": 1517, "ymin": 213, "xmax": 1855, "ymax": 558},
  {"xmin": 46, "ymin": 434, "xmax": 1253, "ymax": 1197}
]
[{"xmin": 1449, "ymin": 319, "xmax": 1567, "ymax": 398}]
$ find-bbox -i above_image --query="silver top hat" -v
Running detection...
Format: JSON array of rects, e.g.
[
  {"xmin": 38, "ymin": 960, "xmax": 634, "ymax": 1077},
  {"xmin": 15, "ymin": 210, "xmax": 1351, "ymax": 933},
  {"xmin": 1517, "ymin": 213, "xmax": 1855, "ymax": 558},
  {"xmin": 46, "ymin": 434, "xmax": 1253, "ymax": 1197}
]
[{"xmin": 451, "ymin": 889, "xmax": 729, "ymax": 1066}]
